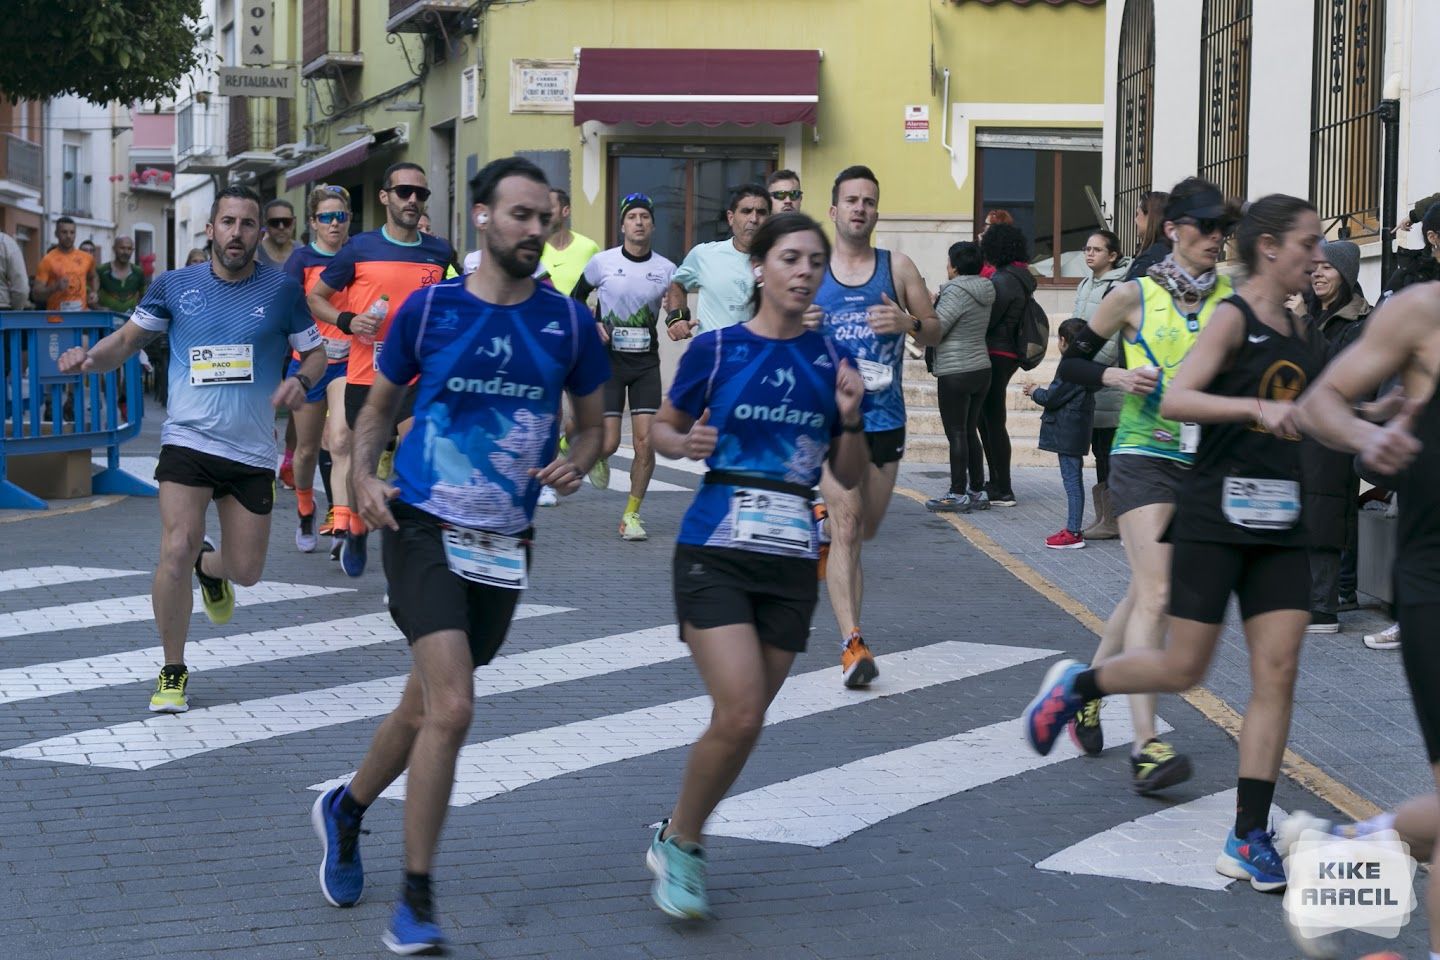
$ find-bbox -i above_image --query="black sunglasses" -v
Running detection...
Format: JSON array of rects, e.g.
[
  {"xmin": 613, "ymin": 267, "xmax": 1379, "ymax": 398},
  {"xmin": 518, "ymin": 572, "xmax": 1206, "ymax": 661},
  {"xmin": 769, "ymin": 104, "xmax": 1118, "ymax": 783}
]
[
  {"xmin": 267, "ymin": 217, "xmax": 294, "ymax": 228},
  {"xmin": 770, "ymin": 190, "xmax": 803, "ymax": 201},
  {"xmin": 1176, "ymin": 216, "xmax": 1235, "ymax": 237},
  {"xmin": 387, "ymin": 184, "xmax": 432, "ymax": 202}
]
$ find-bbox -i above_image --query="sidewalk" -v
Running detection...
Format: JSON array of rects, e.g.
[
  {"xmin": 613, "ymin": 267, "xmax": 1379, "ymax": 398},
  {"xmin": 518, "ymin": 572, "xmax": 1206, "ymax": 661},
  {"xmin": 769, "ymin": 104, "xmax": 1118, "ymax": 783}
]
[{"xmin": 898, "ymin": 461, "xmax": 1425, "ymax": 812}]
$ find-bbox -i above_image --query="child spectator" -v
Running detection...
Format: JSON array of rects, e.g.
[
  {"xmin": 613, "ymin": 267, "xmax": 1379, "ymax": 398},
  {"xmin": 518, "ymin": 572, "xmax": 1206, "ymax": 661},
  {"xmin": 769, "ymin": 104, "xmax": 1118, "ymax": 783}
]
[{"xmin": 1024, "ymin": 318, "xmax": 1096, "ymax": 549}]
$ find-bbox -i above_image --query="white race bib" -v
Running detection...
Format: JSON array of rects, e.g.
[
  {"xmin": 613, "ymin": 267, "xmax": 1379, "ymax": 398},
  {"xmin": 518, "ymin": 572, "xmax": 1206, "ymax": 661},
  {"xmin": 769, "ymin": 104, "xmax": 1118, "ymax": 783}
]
[
  {"xmin": 441, "ymin": 525, "xmax": 528, "ymax": 590},
  {"xmin": 856, "ymin": 358, "xmax": 893, "ymax": 393},
  {"xmin": 1221, "ymin": 477, "xmax": 1301, "ymax": 530},
  {"xmin": 189, "ymin": 344, "xmax": 254, "ymax": 385},
  {"xmin": 1180, "ymin": 422, "xmax": 1201, "ymax": 455},
  {"xmin": 323, "ymin": 336, "xmax": 350, "ymax": 361},
  {"xmin": 610, "ymin": 326, "xmax": 652, "ymax": 353},
  {"xmin": 59, "ymin": 299, "xmax": 83, "ymax": 312},
  {"xmin": 728, "ymin": 488, "xmax": 812, "ymax": 553}
]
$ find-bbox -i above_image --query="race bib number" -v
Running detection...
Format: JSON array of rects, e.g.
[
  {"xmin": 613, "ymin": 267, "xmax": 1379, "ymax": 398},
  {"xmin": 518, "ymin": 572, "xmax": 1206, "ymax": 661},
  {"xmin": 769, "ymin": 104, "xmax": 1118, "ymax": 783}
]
[
  {"xmin": 856, "ymin": 358, "xmax": 893, "ymax": 393},
  {"xmin": 1180, "ymin": 422, "xmax": 1201, "ymax": 455},
  {"xmin": 441, "ymin": 525, "xmax": 528, "ymax": 590},
  {"xmin": 59, "ymin": 299, "xmax": 83, "ymax": 312},
  {"xmin": 610, "ymin": 326, "xmax": 652, "ymax": 353},
  {"xmin": 323, "ymin": 336, "xmax": 350, "ymax": 361},
  {"xmin": 1221, "ymin": 477, "xmax": 1300, "ymax": 531},
  {"xmin": 189, "ymin": 344, "xmax": 254, "ymax": 385},
  {"xmin": 728, "ymin": 488, "xmax": 812, "ymax": 553}
]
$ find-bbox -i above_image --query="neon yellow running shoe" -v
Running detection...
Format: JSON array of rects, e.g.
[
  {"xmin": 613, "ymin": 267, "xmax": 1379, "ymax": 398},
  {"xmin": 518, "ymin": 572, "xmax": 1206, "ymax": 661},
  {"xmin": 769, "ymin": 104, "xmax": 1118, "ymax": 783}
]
[
  {"xmin": 194, "ymin": 536, "xmax": 235, "ymax": 625},
  {"xmin": 619, "ymin": 511, "xmax": 647, "ymax": 541},
  {"xmin": 149, "ymin": 664, "xmax": 189, "ymax": 713},
  {"xmin": 589, "ymin": 457, "xmax": 610, "ymax": 490}
]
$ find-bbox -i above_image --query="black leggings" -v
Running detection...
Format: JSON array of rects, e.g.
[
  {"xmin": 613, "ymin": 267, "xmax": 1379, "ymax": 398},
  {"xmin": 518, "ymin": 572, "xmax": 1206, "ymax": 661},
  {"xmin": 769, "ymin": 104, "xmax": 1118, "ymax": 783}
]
[
  {"xmin": 1092, "ymin": 427, "xmax": 1116, "ymax": 484},
  {"xmin": 979, "ymin": 354, "xmax": 1021, "ymax": 495},
  {"xmin": 937, "ymin": 368, "xmax": 991, "ymax": 494},
  {"xmin": 1398, "ymin": 602, "xmax": 1440, "ymax": 763}
]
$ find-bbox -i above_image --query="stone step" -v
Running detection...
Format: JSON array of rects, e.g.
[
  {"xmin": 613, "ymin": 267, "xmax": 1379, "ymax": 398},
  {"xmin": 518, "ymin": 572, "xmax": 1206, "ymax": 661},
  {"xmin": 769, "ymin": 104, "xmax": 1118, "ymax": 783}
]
[
  {"xmin": 902, "ymin": 434, "xmax": 1089, "ymax": 468},
  {"xmin": 906, "ymin": 405, "xmax": 1043, "ymax": 438}
]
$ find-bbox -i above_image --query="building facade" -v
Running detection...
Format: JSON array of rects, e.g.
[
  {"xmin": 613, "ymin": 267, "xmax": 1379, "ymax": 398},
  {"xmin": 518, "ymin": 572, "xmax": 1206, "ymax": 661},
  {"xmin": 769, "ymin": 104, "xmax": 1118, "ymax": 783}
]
[{"xmin": 0, "ymin": 99, "xmax": 44, "ymax": 273}]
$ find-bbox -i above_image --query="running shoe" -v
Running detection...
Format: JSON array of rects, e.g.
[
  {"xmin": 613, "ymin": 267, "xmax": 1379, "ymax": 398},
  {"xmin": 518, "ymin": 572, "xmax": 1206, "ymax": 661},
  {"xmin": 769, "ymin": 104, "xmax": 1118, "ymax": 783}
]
[
  {"xmin": 1130, "ymin": 738, "xmax": 1192, "ymax": 795},
  {"xmin": 1364, "ymin": 623, "xmax": 1400, "ymax": 650},
  {"xmin": 311, "ymin": 787, "xmax": 366, "ymax": 907},
  {"xmin": 1305, "ymin": 611, "xmax": 1340, "ymax": 634},
  {"xmin": 646, "ymin": 822, "xmax": 711, "ymax": 920},
  {"xmin": 329, "ymin": 536, "xmax": 343, "ymax": 562},
  {"xmin": 537, "ymin": 485, "xmax": 559, "ymax": 508},
  {"xmin": 148, "ymin": 664, "xmax": 189, "ymax": 713},
  {"xmin": 841, "ymin": 633, "xmax": 879, "ymax": 689},
  {"xmin": 1216, "ymin": 827, "xmax": 1287, "ymax": 892},
  {"xmin": 620, "ymin": 512, "xmax": 648, "ymax": 541},
  {"xmin": 1045, "ymin": 529, "xmax": 1085, "ymax": 549},
  {"xmin": 1336, "ymin": 592, "xmax": 1359, "ymax": 612},
  {"xmin": 989, "ymin": 490, "xmax": 1018, "ymax": 508},
  {"xmin": 589, "ymin": 457, "xmax": 610, "ymax": 490},
  {"xmin": 1069, "ymin": 699, "xmax": 1103, "ymax": 756},
  {"xmin": 814, "ymin": 502, "xmax": 830, "ymax": 581},
  {"xmin": 925, "ymin": 492, "xmax": 972, "ymax": 513},
  {"xmin": 279, "ymin": 449, "xmax": 296, "ymax": 490},
  {"xmin": 969, "ymin": 488, "xmax": 991, "ymax": 511},
  {"xmin": 382, "ymin": 898, "xmax": 446, "ymax": 955},
  {"xmin": 1275, "ymin": 809, "xmax": 1337, "ymax": 858},
  {"xmin": 319, "ymin": 506, "xmax": 336, "ymax": 536},
  {"xmin": 296, "ymin": 510, "xmax": 318, "ymax": 554},
  {"xmin": 194, "ymin": 536, "xmax": 234, "ymax": 625},
  {"xmin": 376, "ymin": 448, "xmax": 395, "ymax": 482},
  {"xmin": 340, "ymin": 531, "xmax": 368, "ymax": 578},
  {"xmin": 1022, "ymin": 658, "xmax": 1086, "ymax": 756}
]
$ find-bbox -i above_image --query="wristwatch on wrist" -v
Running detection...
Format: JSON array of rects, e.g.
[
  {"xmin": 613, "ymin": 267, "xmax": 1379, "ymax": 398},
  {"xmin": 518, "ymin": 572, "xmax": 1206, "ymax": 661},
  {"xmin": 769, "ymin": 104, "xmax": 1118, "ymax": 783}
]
[
  {"xmin": 294, "ymin": 372, "xmax": 314, "ymax": 392},
  {"xmin": 841, "ymin": 417, "xmax": 865, "ymax": 433}
]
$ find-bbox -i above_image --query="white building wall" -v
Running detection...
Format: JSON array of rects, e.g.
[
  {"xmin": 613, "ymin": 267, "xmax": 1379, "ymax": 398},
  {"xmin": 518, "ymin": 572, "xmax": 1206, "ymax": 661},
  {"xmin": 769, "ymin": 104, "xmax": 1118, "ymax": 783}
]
[
  {"xmin": 1149, "ymin": 0, "xmax": 1202, "ymax": 192},
  {"xmin": 44, "ymin": 95, "xmax": 118, "ymax": 261},
  {"xmin": 1246, "ymin": 0, "xmax": 1315, "ymax": 200}
]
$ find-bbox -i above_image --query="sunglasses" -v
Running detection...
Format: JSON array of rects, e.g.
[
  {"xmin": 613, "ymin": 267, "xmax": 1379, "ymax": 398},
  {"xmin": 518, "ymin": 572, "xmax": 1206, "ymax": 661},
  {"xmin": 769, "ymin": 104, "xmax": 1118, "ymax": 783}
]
[
  {"xmin": 386, "ymin": 184, "xmax": 432, "ymax": 202},
  {"xmin": 267, "ymin": 217, "xmax": 294, "ymax": 229},
  {"xmin": 1176, "ymin": 216, "xmax": 1235, "ymax": 237},
  {"xmin": 316, "ymin": 184, "xmax": 350, "ymax": 199},
  {"xmin": 314, "ymin": 211, "xmax": 349, "ymax": 225},
  {"xmin": 770, "ymin": 190, "xmax": 803, "ymax": 201}
]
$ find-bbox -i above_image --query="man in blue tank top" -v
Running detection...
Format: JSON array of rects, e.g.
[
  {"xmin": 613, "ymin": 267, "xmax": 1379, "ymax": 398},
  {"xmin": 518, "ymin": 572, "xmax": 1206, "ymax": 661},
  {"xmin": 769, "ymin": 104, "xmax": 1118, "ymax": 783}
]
[{"xmin": 811, "ymin": 165, "xmax": 940, "ymax": 688}]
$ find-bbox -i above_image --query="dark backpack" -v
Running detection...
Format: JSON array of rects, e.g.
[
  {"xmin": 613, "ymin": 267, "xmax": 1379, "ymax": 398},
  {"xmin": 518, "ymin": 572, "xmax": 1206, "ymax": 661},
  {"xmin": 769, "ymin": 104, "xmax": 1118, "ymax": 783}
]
[{"xmin": 1015, "ymin": 286, "xmax": 1050, "ymax": 371}]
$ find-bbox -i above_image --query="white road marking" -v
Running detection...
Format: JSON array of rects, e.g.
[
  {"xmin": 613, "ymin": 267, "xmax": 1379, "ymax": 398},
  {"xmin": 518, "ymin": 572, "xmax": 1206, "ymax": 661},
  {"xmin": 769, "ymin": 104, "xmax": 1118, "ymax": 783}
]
[
  {"xmin": 601, "ymin": 466, "xmax": 689, "ymax": 494},
  {"xmin": 705, "ymin": 702, "xmax": 1173, "ymax": 847},
  {"xmin": 615, "ymin": 445, "xmax": 706, "ymax": 477},
  {"xmin": 0, "ymin": 566, "xmax": 144, "ymax": 594},
  {"xmin": 4, "ymin": 615, "xmax": 693, "ymax": 775},
  {"xmin": 313, "ymin": 640, "xmax": 1056, "ymax": 806},
  {"xmin": 0, "ymin": 581, "xmax": 351, "ymax": 640},
  {"xmin": 0, "ymin": 605, "xmax": 568, "ymax": 707},
  {"xmin": 1035, "ymin": 789, "xmax": 1287, "ymax": 890}
]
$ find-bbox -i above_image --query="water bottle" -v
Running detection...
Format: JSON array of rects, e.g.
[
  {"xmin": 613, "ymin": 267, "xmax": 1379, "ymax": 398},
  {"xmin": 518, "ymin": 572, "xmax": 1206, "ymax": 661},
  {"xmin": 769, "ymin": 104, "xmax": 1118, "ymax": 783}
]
[{"xmin": 357, "ymin": 294, "xmax": 389, "ymax": 346}]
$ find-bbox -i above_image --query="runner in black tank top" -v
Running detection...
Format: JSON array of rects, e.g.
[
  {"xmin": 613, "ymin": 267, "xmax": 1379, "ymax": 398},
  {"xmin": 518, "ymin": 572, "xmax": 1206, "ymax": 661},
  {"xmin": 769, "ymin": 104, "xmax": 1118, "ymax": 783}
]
[
  {"xmin": 1283, "ymin": 279, "xmax": 1440, "ymax": 959},
  {"xmin": 1021, "ymin": 195, "xmax": 1325, "ymax": 897}
]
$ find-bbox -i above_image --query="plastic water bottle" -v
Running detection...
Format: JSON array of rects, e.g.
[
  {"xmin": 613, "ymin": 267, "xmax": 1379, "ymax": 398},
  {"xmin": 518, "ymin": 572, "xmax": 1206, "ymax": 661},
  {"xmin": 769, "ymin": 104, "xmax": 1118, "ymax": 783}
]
[{"xmin": 357, "ymin": 294, "xmax": 389, "ymax": 346}]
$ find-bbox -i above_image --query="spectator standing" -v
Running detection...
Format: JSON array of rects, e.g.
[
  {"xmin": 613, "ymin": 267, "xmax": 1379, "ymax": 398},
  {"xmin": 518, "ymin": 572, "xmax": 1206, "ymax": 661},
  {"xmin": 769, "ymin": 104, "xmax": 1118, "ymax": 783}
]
[
  {"xmin": 96, "ymin": 235, "xmax": 147, "ymax": 316},
  {"xmin": 1073, "ymin": 229, "xmax": 1129, "ymax": 539},
  {"xmin": 926, "ymin": 241, "xmax": 995, "ymax": 513},
  {"xmin": 1024, "ymin": 318, "xmax": 1096, "ymax": 549},
  {"xmin": 0, "ymin": 227, "xmax": 30, "ymax": 309},
  {"xmin": 33, "ymin": 216, "xmax": 98, "ymax": 311},
  {"xmin": 1125, "ymin": 190, "xmax": 1172, "ymax": 281},
  {"xmin": 978, "ymin": 222, "xmax": 1034, "ymax": 507},
  {"xmin": 978, "ymin": 209, "xmax": 1016, "ymax": 277},
  {"xmin": 1383, "ymin": 201, "xmax": 1440, "ymax": 299},
  {"xmin": 185, "ymin": 247, "xmax": 209, "ymax": 267}
]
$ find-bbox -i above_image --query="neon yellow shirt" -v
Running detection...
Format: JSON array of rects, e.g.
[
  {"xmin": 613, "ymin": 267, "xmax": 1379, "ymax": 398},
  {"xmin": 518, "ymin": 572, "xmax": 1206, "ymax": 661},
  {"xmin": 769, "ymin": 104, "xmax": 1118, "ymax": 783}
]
[{"xmin": 540, "ymin": 231, "xmax": 600, "ymax": 296}]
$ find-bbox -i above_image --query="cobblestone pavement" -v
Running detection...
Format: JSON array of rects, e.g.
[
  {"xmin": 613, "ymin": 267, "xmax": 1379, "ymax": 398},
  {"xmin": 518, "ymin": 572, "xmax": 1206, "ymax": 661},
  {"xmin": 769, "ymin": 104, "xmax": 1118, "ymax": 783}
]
[{"xmin": 0, "ymin": 403, "xmax": 1428, "ymax": 958}]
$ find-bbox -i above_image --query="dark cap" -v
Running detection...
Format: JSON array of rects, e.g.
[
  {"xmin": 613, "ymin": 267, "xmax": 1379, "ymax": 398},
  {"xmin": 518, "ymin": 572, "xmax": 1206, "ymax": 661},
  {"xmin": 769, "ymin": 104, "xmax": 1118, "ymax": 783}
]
[
  {"xmin": 1164, "ymin": 186, "xmax": 1229, "ymax": 223},
  {"xmin": 618, "ymin": 192, "xmax": 653, "ymax": 220}
]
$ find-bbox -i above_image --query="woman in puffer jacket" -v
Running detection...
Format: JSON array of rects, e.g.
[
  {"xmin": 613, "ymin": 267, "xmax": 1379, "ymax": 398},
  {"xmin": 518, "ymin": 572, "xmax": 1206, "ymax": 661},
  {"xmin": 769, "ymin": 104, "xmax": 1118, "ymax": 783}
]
[{"xmin": 1072, "ymin": 229, "xmax": 1129, "ymax": 539}]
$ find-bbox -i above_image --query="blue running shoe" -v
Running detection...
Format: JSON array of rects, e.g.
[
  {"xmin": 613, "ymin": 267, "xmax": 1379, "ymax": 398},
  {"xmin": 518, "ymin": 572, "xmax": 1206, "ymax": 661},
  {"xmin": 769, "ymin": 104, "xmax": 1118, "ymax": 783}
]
[
  {"xmin": 340, "ymin": 530, "xmax": 368, "ymax": 578},
  {"xmin": 382, "ymin": 898, "xmax": 446, "ymax": 955},
  {"xmin": 1022, "ymin": 658, "xmax": 1087, "ymax": 756},
  {"xmin": 1216, "ymin": 827, "xmax": 1287, "ymax": 892},
  {"xmin": 311, "ymin": 787, "xmax": 366, "ymax": 907},
  {"xmin": 646, "ymin": 821, "xmax": 711, "ymax": 920}
]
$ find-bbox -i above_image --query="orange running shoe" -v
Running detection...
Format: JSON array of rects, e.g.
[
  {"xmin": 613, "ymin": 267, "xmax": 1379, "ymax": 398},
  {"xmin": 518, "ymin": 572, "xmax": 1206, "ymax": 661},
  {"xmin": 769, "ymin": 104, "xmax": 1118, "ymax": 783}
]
[
  {"xmin": 841, "ymin": 631, "xmax": 878, "ymax": 689},
  {"xmin": 813, "ymin": 502, "xmax": 830, "ymax": 581}
]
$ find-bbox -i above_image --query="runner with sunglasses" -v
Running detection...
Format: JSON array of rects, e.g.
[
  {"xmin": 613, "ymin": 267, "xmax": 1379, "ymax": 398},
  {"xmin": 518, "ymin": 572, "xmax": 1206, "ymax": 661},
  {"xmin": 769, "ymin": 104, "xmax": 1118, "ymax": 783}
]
[
  {"xmin": 282, "ymin": 185, "xmax": 354, "ymax": 555},
  {"xmin": 307, "ymin": 162, "xmax": 454, "ymax": 578},
  {"xmin": 767, "ymin": 169, "xmax": 804, "ymax": 213},
  {"xmin": 258, "ymin": 199, "xmax": 298, "ymax": 267},
  {"xmin": 1042, "ymin": 177, "xmax": 1240, "ymax": 795},
  {"xmin": 570, "ymin": 193, "xmax": 677, "ymax": 541}
]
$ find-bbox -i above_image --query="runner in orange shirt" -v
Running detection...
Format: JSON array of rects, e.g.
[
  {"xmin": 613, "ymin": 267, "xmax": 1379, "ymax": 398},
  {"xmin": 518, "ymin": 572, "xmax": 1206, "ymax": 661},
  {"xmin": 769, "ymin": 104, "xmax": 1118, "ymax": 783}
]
[{"xmin": 34, "ymin": 217, "xmax": 98, "ymax": 311}]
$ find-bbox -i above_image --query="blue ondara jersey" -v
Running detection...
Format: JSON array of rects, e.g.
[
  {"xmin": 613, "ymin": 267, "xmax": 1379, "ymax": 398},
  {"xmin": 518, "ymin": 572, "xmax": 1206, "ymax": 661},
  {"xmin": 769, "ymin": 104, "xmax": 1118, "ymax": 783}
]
[
  {"xmin": 813, "ymin": 248, "xmax": 905, "ymax": 432},
  {"xmin": 377, "ymin": 278, "xmax": 611, "ymax": 534},
  {"xmin": 669, "ymin": 324, "xmax": 848, "ymax": 559}
]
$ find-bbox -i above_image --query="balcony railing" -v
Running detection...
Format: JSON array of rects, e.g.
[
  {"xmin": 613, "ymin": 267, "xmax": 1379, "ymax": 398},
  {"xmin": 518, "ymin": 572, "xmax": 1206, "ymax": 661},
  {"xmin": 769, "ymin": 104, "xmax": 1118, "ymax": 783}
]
[
  {"xmin": 174, "ymin": 96, "xmax": 228, "ymax": 174},
  {"xmin": 303, "ymin": 0, "xmax": 364, "ymax": 77},
  {"xmin": 386, "ymin": 0, "xmax": 471, "ymax": 35},
  {"xmin": 0, "ymin": 134, "xmax": 42, "ymax": 191}
]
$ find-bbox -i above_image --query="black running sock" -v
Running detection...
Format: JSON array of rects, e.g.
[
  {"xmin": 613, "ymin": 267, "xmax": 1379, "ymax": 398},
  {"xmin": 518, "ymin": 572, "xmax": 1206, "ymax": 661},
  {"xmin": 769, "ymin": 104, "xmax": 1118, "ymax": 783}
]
[
  {"xmin": 337, "ymin": 786, "xmax": 368, "ymax": 821},
  {"xmin": 403, "ymin": 872, "xmax": 433, "ymax": 916},
  {"xmin": 1234, "ymin": 777, "xmax": 1276, "ymax": 838},
  {"xmin": 1073, "ymin": 668, "xmax": 1103, "ymax": 702},
  {"xmin": 318, "ymin": 448, "xmax": 334, "ymax": 507}
]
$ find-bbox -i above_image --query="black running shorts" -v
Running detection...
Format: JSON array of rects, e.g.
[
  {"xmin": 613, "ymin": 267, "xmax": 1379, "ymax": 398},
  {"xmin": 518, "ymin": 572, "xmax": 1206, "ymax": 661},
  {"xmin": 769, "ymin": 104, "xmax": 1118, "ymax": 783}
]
[
  {"xmin": 154, "ymin": 444, "xmax": 275, "ymax": 515},
  {"xmin": 1397, "ymin": 603, "xmax": 1440, "ymax": 763},
  {"xmin": 1168, "ymin": 539, "xmax": 1310, "ymax": 625},
  {"xmin": 603, "ymin": 358, "xmax": 662, "ymax": 417},
  {"xmin": 672, "ymin": 544, "xmax": 818, "ymax": 653},
  {"xmin": 344, "ymin": 381, "xmax": 418, "ymax": 431},
  {"xmin": 865, "ymin": 427, "xmax": 906, "ymax": 467},
  {"xmin": 1108, "ymin": 453, "xmax": 1189, "ymax": 518},
  {"xmin": 382, "ymin": 501, "xmax": 529, "ymax": 668}
]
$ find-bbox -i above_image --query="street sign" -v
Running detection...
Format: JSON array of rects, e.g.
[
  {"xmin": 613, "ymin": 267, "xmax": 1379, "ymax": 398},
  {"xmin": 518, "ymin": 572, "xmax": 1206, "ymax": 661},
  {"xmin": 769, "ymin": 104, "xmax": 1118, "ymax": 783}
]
[
  {"xmin": 243, "ymin": 1, "xmax": 273, "ymax": 65},
  {"xmin": 218, "ymin": 67, "xmax": 296, "ymax": 99}
]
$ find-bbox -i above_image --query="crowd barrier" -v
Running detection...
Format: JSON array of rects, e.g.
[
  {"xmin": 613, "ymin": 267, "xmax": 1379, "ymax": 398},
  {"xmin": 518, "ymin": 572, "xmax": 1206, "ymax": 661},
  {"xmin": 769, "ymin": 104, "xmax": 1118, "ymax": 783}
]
[{"xmin": 0, "ymin": 310, "xmax": 156, "ymax": 509}]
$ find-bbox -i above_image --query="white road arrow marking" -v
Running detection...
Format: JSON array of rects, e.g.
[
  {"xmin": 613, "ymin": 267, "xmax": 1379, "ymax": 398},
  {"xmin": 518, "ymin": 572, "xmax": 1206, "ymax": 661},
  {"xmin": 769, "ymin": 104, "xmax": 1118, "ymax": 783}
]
[{"xmin": 0, "ymin": 566, "xmax": 144, "ymax": 594}]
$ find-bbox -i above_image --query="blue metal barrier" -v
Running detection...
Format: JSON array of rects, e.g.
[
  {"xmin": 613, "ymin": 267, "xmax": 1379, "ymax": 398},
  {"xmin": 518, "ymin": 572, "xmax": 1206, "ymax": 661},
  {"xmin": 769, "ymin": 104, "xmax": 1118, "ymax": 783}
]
[{"xmin": 1, "ymin": 310, "xmax": 157, "ymax": 509}]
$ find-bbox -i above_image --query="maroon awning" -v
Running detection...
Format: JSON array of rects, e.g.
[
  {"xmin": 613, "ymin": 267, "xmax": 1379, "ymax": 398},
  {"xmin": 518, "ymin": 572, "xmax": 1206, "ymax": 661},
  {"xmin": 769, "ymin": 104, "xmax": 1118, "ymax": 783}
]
[{"xmin": 573, "ymin": 49, "xmax": 820, "ymax": 128}]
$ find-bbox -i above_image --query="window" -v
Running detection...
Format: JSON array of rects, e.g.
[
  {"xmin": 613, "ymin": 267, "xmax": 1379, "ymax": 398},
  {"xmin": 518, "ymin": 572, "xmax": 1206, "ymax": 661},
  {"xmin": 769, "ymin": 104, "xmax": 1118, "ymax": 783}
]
[
  {"xmin": 606, "ymin": 143, "xmax": 776, "ymax": 265},
  {"xmin": 975, "ymin": 131, "xmax": 1103, "ymax": 282},
  {"xmin": 61, "ymin": 141, "xmax": 89, "ymax": 217},
  {"xmin": 1197, "ymin": 0, "xmax": 1253, "ymax": 202},
  {"xmin": 1114, "ymin": 0, "xmax": 1155, "ymax": 254},
  {"xmin": 1310, "ymin": 0, "xmax": 1385, "ymax": 239}
]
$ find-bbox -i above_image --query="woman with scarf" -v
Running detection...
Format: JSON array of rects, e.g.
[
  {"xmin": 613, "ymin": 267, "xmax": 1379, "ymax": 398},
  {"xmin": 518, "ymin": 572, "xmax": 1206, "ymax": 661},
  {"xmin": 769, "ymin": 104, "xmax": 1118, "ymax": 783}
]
[{"xmin": 1038, "ymin": 177, "xmax": 1241, "ymax": 796}]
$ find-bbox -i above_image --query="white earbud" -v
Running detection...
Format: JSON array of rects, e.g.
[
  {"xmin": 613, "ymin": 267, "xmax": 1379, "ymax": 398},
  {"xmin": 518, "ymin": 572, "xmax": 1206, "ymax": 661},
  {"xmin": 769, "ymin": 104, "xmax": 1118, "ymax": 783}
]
[
  {"xmin": 753, "ymin": 267, "xmax": 763, "ymax": 280},
  {"xmin": 475, "ymin": 213, "xmax": 489, "ymax": 226}
]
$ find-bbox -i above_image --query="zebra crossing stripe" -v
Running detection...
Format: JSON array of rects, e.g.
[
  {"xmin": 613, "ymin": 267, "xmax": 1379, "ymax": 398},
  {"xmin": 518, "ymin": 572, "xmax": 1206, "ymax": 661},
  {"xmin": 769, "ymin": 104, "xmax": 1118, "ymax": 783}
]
[
  {"xmin": 1, "ymin": 620, "xmax": 667, "ymax": 771},
  {"xmin": 601, "ymin": 466, "xmax": 688, "ymax": 493},
  {"xmin": 312, "ymin": 640, "xmax": 1056, "ymax": 806},
  {"xmin": 704, "ymin": 702, "xmax": 1173, "ymax": 847},
  {"xmin": 0, "ymin": 581, "xmax": 351, "ymax": 640},
  {"xmin": 614, "ymin": 445, "xmax": 706, "ymax": 477},
  {"xmin": 1035, "ymin": 789, "xmax": 1287, "ymax": 890},
  {"xmin": 0, "ymin": 566, "xmax": 144, "ymax": 594}
]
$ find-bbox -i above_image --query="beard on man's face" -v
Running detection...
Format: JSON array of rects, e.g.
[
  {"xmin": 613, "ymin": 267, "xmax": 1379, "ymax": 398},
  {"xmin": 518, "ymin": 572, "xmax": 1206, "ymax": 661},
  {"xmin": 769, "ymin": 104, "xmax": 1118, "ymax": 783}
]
[
  {"xmin": 217, "ymin": 236, "xmax": 257, "ymax": 271},
  {"xmin": 488, "ymin": 235, "xmax": 543, "ymax": 279}
]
